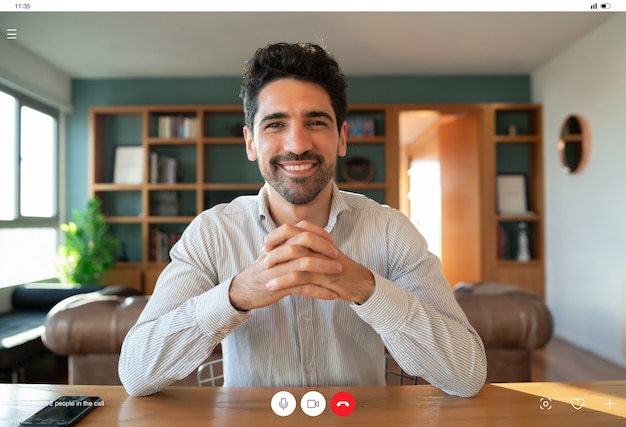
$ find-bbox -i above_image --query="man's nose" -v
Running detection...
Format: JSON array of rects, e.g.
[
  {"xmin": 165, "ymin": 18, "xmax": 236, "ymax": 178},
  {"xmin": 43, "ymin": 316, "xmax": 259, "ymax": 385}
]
[{"xmin": 283, "ymin": 124, "xmax": 313, "ymax": 154}]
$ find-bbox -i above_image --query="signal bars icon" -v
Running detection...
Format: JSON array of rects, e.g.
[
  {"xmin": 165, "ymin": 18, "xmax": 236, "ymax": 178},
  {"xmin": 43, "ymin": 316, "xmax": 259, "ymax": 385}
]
[
  {"xmin": 591, "ymin": 3, "xmax": 611, "ymax": 8},
  {"xmin": 6, "ymin": 28, "xmax": 17, "ymax": 40}
]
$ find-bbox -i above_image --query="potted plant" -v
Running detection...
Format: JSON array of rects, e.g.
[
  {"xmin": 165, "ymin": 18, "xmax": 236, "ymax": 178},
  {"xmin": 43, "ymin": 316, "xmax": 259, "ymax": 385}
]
[{"xmin": 57, "ymin": 197, "xmax": 119, "ymax": 286}]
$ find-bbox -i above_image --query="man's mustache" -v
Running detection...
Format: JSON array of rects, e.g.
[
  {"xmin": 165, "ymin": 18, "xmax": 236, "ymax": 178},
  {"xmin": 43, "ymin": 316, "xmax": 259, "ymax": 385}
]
[{"xmin": 270, "ymin": 152, "xmax": 323, "ymax": 165}]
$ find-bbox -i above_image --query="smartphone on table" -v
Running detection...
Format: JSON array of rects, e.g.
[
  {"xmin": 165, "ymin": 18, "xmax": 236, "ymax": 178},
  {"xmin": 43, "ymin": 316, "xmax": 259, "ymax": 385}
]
[{"xmin": 20, "ymin": 396, "xmax": 102, "ymax": 426}]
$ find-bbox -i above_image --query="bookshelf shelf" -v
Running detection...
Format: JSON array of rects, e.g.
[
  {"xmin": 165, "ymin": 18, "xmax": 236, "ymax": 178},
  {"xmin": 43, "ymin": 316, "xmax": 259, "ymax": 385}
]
[
  {"xmin": 202, "ymin": 137, "xmax": 245, "ymax": 145},
  {"xmin": 496, "ymin": 214, "xmax": 541, "ymax": 222},
  {"xmin": 346, "ymin": 136, "xmax": 387, "ymax": 144},
  {"xmin": 493, "ymin": 135, "xmax": 541, "ymax": 144},
  {"xmin": 146, "ymin": 216, "xmax": 196, "ymax": 223},
  {"xmin": 105, "ymin": 216, "xmax": 143, "ymax": 224},
  {"xmin": 146, "ymin": 138, "xmax": 198, "ymax": 145}
]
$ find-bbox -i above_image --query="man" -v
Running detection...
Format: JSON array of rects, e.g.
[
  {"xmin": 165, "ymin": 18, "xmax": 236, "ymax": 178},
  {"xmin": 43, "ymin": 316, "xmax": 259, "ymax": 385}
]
[{"xmin": 119, "ymin": 42, "xmax": 487, "ymax": 398}]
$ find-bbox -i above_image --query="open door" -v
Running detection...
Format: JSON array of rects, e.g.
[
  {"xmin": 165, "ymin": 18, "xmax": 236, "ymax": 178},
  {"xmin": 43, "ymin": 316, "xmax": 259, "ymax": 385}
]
[{"xmin": 399, "ymin": 107, "xmax": 483, "ymax": 287}]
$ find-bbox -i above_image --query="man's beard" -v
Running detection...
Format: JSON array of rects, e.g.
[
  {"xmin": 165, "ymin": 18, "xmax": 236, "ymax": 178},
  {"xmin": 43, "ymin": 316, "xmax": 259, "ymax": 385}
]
[{"xmin": 260, "ymin": 152, "xmax": 335, "ymax": 205}]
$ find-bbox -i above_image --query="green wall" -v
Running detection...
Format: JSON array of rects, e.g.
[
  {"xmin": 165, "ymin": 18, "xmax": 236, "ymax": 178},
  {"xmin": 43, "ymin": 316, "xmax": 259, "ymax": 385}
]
[{"xmin": 69, "ymin": 75, "xmax": 530, "ymax": 213}]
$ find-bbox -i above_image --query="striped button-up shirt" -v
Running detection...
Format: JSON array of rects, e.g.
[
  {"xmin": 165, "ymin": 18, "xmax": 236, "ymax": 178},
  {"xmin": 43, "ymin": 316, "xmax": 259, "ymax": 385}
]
[{"xmin": 119, "ymin": 183, "xmax": 486, "ymax": 397}]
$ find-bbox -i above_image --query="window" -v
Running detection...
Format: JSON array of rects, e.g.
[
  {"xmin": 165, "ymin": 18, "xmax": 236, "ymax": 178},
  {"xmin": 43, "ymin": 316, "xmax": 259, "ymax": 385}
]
[{"xmin": 0, "ymin": 86, "xmax": 59, "ymax": 287}]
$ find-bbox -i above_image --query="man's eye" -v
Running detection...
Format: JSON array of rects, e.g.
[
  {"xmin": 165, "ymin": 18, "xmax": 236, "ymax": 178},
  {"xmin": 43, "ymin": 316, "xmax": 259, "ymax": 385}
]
[{"xmin": 308, "ymin": 120, "xmax": 327, "ymax": 127}]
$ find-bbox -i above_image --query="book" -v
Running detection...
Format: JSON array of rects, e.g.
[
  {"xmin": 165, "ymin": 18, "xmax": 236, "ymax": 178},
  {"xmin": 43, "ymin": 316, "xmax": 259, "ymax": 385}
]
[
  {"xmin": 149, "ymin": 152, "xmax": 159, "ymax": 183},
  {"xmin": 165, "ymin": 157, "xmax": 178, "ymax": 184},
  {"xmin": 497, "ymin": 223, "xmax": 510, "ymax": 260},
  {"xmin": 113, "ymin": 146, "xmax": 143, "ymax": 184},
  {"xmin": 149, "ymin": 153, "xmax": 178, "ymax": 184}
]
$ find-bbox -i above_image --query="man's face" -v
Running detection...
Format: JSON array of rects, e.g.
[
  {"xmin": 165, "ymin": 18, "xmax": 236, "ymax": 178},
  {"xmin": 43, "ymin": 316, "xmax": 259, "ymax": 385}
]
[{"xmin": 244, "ymin": 78, "xmax": 347, "ymax": 205}]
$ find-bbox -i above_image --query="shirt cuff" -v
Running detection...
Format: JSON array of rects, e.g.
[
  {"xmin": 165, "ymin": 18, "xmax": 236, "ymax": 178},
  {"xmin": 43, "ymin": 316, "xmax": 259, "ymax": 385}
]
[
  {"xmin": 352, "ymin": 271, "xmax": 410, "ymax": 335},
  {"xmin": 194, "ymin": 278, "xmax": 251, "ymax": 340}
]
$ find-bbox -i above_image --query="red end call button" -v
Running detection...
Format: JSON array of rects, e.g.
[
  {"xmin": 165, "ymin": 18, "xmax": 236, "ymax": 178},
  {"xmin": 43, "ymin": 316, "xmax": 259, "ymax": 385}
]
[{"xmin": 331, "ymin": 391, "xmax": 355, "ymax": 416}]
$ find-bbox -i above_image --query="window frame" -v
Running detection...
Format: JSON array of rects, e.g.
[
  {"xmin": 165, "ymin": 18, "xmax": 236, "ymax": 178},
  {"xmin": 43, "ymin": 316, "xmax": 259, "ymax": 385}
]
[
  {"xmin": 0, "ymin": 83, "xmax": 61, "ymax": 287},
  {"xmin": 0, "ymin": 83, "xmax": 60, "ymax": 228}
]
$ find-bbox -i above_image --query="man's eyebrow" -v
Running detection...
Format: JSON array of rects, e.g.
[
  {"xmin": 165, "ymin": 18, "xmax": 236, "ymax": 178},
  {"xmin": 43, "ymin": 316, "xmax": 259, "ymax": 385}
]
[
  {"xmin": 258, "ymin": 111, "xmax": 335, "ymax": 127},
  {"xmin": 258, "ymin": 112, "xmax": 288, "ymax": 126},
  {"xmin": 303, "ymin": 111, "xmax": 335, "ymax": 122}
]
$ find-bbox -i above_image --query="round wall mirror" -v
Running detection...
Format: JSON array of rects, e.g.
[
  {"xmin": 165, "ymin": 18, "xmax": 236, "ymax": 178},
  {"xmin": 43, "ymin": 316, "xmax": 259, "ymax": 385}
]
[{"xmin": 558, "ymin": 115, "xmax": 590, "ymax": 174}]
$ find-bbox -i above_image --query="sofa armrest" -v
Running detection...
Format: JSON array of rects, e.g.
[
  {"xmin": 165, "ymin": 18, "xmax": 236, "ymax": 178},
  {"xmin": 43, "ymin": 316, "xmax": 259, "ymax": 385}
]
[
  {"xmin": 455, "ymin": 283, "xmax": 553, "ymax": 350},
  {"xmin": 44, "ymin": 294, "xmax": 148, "ymax": 355}
]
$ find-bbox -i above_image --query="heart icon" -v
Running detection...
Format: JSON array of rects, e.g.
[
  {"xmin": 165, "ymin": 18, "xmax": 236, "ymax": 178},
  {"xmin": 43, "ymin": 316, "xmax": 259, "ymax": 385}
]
[{"xmin": 571, "ymin": 398, "xmax": 585, "ymax": 410}]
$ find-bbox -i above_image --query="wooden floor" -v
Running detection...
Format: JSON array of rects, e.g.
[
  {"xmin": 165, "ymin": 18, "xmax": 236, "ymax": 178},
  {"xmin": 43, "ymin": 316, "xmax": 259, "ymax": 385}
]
[{"xmin": 532, "ymin": 337, "xmax": 626, "ymax": 382}]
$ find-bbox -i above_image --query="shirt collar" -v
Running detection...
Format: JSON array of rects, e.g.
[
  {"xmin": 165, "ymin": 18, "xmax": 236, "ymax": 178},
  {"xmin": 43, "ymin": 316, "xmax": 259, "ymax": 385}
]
[{"xmin": 257, "ymin": 181, "xmax": 350, "ymax": 233}]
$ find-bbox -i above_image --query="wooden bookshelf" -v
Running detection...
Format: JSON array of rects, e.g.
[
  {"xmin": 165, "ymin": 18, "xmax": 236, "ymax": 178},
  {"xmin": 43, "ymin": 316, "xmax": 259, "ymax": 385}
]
[
  {"xmin": 482, "ymin": 103, "xmax": 545, "ymax": 297},
  {"xmin": 89, "ymin": 104, "xmax": 397, "ymax": 293}
]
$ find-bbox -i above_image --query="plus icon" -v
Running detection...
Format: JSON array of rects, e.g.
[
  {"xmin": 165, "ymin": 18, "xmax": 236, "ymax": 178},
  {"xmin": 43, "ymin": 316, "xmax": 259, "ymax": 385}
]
[{"xmin": 605, "ymin": 399, "xmax": 615, "ymax": 409}]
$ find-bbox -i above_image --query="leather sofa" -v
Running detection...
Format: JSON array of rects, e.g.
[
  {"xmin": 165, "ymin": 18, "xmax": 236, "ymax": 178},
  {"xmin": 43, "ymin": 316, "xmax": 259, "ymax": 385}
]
[
  {"xmin": 43, "ymin": 285, "xmax": 220, "ymax": 386},
  {"xmin": 0, "ymin": 283, "xmax": 103, "ymax": 383},
  {"xmin": 43, "ymin": 282, "xmax": 552, "ymax": 386},
  {"xmin": 453, "ymin": 282, "xmax": 553, "ymax": 383}
]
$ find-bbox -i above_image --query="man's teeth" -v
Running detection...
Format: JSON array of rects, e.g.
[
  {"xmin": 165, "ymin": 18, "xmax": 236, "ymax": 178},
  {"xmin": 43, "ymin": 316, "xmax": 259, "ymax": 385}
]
[{"xmin": 283, "ymin": 164, "xmax": 313, "ymax": 171}]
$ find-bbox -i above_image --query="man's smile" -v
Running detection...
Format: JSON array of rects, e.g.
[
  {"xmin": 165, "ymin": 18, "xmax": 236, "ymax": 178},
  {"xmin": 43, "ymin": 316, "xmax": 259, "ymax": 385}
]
[{"xmin": 279, "ymin": 162, "xmax": 317, "ymax": 173}]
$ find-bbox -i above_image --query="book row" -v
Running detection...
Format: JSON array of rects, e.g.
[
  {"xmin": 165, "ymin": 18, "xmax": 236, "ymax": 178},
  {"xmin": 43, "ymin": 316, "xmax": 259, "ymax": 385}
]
[
  {"xmin": 149, "ymin": 191, "xmax": 180, "ymax": 216},
  {"xmin": 347, "ymin": 116, "xmax": 376, "ymax": 137},
  {"xmin": 149, "ymin": 226, "xmax": 182, "ymax": 262},
  {"xmin": 154, "ymin": 115, "xmax": 199, "ymax": 139}
]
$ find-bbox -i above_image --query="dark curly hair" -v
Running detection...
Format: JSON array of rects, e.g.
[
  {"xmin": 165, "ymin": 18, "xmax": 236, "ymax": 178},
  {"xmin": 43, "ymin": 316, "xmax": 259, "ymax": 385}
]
[{"xmin": 240, "ymin": 42, "xmax": 348, "ymax": 135}]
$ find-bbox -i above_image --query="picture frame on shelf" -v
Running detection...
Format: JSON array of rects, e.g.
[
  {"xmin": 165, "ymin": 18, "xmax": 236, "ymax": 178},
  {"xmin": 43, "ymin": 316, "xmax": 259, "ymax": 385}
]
[
  {"xmin": 113, "ymin": 146, "xmax": 144, "ymax": 184},
  {"xmin": 496, "ymin": 174, "xmax": 532, "ymax": 215}
]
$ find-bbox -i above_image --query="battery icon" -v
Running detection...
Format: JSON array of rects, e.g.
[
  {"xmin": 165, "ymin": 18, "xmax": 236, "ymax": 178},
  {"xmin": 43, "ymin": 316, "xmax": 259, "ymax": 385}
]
[{"xmin": 601, "ymin": 3, "xmax": 611, "ymax": 8}]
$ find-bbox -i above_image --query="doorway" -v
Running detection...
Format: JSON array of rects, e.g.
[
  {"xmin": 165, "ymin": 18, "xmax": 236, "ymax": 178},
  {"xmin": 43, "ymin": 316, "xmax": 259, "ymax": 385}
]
[{"xmin": 396, "ymin": 105, "xmax": 484, "ymax": 287}]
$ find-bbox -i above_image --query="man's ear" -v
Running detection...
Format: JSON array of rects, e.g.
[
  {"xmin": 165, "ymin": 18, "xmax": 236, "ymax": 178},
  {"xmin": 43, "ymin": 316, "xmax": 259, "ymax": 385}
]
[
  {"xmin": 337, "ymin": 121, "xmax": 348, "ymax": 158},
  {"xmin": 243, "ymin": 125, "xmax": 257, "ymax": 161}
]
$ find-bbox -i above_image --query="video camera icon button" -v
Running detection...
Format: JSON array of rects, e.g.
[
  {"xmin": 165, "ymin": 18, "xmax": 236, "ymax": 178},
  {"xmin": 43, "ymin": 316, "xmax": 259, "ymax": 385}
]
[{"xmin": 300, "ymin": 391, "xmax": 326, "ymax": 416}]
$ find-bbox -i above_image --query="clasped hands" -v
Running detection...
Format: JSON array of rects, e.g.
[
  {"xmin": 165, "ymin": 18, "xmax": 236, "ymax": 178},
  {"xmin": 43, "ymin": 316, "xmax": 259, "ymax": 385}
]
[{"xmin": 229, "ymin": 220, "xmax": 375, "ymax": 311}]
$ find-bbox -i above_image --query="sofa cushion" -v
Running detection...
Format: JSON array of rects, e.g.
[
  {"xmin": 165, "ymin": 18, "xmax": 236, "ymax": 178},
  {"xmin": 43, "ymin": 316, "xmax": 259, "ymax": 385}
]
[
  {"xmin": 1, "ymin": 284, "xmax": 104, "ymax": 372},
  {"xmin": 0, "ymin": 311, "xmax": 48, "ymax": 369},
  {"xmin": 11, "ymin": 283, "xmax": 104, "ymax": 311}
]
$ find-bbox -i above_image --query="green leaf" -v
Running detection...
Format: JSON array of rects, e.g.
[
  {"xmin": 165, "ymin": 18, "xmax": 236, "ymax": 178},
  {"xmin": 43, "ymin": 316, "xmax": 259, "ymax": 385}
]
[{"xmin": 57, "ymin": 197, "xmax": 119, "ymax": 285}]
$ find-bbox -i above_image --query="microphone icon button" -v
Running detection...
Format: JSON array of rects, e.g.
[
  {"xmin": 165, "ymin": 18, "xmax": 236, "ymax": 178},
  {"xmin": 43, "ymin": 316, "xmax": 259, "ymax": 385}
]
[{"xmin": 271, "ymin": 391, "xmax": 296, "ymax": 416}]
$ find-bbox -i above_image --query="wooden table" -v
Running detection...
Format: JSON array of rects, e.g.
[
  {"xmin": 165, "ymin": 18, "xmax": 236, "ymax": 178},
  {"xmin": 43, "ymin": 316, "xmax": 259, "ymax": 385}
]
[{"xmin": 1, "ymin": 381, "xmax": 625, "ymax": 426}]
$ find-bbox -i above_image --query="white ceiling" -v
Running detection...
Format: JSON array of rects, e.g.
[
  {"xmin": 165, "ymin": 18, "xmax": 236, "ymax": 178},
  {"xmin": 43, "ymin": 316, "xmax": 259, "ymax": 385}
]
[{"xmin": 0, "ymin": 12, "xmax": 614, "ymax": 78}]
